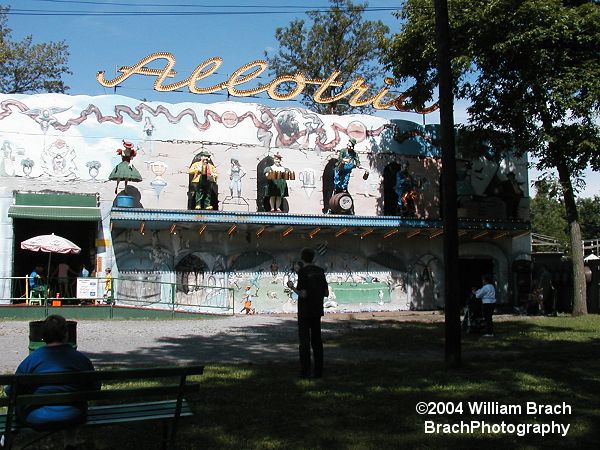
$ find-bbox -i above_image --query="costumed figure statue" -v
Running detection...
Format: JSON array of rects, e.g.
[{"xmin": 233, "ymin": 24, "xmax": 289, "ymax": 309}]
[
  {"xmin": 109, "ymin": 140, "xmax": 142, "ymax": 194},
  {"xmin": 264, "ymin": 152, "xmax": 293, "ymax": 212},
  {"xmin": 333, "ymin": 138, "xmax": 369, "ymax": 193},
  {"xmin": 188, "ymin": 150, "xmax": 218, "ymax": 210},
  {"xmin": 395, "ymin": 161, "xmax": 417, "ymax": 215},
  {"xmin": 329, "ymin": 138, "xmax": 369, "ymax": 214}
]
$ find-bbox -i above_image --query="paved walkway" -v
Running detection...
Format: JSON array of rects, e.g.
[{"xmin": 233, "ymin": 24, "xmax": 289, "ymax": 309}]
[{"xmin": 0, "ymin": 312, "xmax": 451, "ymax": 373}]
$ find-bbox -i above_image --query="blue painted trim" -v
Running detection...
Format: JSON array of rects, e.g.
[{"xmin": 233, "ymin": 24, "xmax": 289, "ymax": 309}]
[{"xmin": 110, "ymin": 207, "xmax": 530, "ymax": 231}]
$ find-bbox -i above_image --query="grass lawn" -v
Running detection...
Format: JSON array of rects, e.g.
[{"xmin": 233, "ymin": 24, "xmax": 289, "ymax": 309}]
[{"xmin": 6, "ymin": 315, "xmax": 600, "ymax": 449}]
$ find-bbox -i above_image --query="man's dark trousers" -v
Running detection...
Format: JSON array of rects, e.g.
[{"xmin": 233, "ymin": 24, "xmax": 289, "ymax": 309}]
[{"xmin": 298, "ymin": 316, "xmax": 323, "ymax": 377}]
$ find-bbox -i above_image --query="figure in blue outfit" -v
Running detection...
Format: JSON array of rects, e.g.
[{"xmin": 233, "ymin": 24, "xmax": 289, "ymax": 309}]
[
  {"xmin": 333, "ymin": 138, "xmax": 368, "ymax": 193},
  {"xmin": 395, "ymin": 161, "xmax": 417, "ymax": 215},
  {"xmin": 3, "ymin": 315, "xmax": 99, "ymax": 449},
  {"xmin": 29, "ymin": 265, "xmax": 46, "ymax": 300}
]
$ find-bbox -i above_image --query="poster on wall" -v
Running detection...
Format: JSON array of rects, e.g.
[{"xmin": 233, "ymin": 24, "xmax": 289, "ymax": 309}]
[{"xmin": 76, "ymin": 278, "xmax": 99, "ymax": 299}]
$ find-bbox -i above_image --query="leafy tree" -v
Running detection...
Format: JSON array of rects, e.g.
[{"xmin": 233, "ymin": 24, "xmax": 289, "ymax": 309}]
[
  {"xmin": 265, "ymin": 0, "xmax": 389, "ymax": 114},
  {"xmin": 530, "ymin": 179, "xmax": 569, "ymax": 250},
  {"xmin": 382, "ymin": 0, "xmax": 600, "ymax": 314},
  {"xmin": 577, "ymin": 196, "xmax": 600, "ymax": 240},
  {"xmin": 0, "ymin": 6, "xmax": 71, "ymax": 93}
]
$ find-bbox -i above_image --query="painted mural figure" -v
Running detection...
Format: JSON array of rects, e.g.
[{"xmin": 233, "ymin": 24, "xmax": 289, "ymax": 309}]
[
  {"xmin": 142, "ymin": 116, "xmax": 155, "ymax": 155},
  {"xmin": 395, "ymin": 161, "xmax": 417, "ymax": 215},
  {"xmin": 264, "ymin": 153, "xmax": 292, "ymax": 212},
  {"xmin": 228, "ymin": 158, "xmax": 246, "ymax": 198},
  {"xmin": 188, "ymin": 151, "xmax": 218, "ymax": 210},
  {"xmin": 41, "ymin": 139, "xmax": 78, "ymax": 180},
  {"xmin": 109, "ymin": 141, "xmax": 142, "ymax": 194},
  {"xmin": 0, "ymin": 140, "xmax": 16, "ymax": 177},
  {"xmin": 23, "ymin": 106, "xmax": 69, "ymax": 134}
]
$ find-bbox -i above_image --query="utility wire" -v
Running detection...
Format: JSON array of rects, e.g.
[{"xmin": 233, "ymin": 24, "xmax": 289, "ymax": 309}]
[{"xmin": 33, "ymin": 0, "xmax": 397, "ymax": 8}]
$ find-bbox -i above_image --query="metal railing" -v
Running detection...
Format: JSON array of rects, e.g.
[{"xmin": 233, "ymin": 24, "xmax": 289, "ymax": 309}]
[{"xmin": 0, "ymin": 276, "xmax": 235, "ymax": 315}]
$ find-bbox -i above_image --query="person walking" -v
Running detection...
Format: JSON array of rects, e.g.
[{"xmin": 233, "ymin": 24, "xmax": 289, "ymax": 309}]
[
  {"xmin": 473, "ymin": 274, "xmax": 496, "ymax": 337},
  {"xmin": 287, "ymin": 248, "xmax": 329, "ymax": 378}
]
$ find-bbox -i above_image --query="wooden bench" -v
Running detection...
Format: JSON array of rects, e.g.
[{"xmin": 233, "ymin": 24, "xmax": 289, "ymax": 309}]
[{"xmin": 0, "ymin": 365, "xmax": 204, "ymax": 450}]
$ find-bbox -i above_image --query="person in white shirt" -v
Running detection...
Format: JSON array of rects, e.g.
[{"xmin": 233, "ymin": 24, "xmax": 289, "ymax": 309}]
[{"xmin": 474, "ymin": 274, "xmax": 496, "ymax": 336}]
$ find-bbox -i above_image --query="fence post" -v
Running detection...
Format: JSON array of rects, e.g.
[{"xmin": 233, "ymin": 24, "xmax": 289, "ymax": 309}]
[{"xmin": 171, "ymin": 281, "xmax": 176, "ymax": 319}]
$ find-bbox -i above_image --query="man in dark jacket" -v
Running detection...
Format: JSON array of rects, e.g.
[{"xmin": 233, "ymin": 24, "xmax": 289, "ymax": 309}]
[{"xmin": 287, "ymin": 248, "xmax": 329, "ymax": 378}]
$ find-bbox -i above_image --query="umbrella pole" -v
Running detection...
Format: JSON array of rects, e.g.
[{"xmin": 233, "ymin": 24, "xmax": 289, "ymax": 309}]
[{"xmin": 46, "ymin": 252, "xmax": 52, "ymax": 298}]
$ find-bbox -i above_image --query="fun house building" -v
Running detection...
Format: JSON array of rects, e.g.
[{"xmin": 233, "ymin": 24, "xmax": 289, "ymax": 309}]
[{"xmin": 0, "ymin": 92, "xmax": 531, "ymax": 315}]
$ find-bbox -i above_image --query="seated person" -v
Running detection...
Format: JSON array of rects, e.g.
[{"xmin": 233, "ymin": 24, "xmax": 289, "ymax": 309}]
[
  {"xmin": 29, "ymin": 265, "xmax": 46, "ymax": 299},
  {"xmin": 4, "ymin": 315, "xmax": 99, "ymax": 449}
]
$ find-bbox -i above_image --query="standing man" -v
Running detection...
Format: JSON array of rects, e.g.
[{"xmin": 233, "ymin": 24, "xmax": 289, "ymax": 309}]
[
  {"xmin": 287, "ymin": 248, "xmax": 329, "ymax": 378},
  {"xmin": 473, "ymin": 274, "xmax": 496, "ymax": 337}
]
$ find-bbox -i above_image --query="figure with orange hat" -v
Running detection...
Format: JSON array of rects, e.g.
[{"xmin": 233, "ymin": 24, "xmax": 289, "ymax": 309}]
[
  {"xmin": 263, "ymin": 152, "xmax": 292, "ymax": 212},
  {"xmin": 109, "ymin": 140, "xmax": 142, "ymax": 194}
]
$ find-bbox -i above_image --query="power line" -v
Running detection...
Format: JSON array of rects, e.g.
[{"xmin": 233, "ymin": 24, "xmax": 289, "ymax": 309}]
[
  {"xmin": 32, "ymin": 0, "xmax": 396, "ymax": 8},
  {"xmin": 8, "ymin": 8, "xmax": 398, "ymax": 16},
  {"xmin": 9, "ymin": 1, "xmax": 399, "ymax": 16}
]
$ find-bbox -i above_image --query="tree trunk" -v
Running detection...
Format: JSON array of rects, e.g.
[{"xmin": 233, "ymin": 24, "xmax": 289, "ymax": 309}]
[
  {"xmin": 434, "ymin": 0, "xmax": 461, "ymax": 367},
  {"xmin": 556, "ymin": 159, "xmax": 587, "ymax": 315}
]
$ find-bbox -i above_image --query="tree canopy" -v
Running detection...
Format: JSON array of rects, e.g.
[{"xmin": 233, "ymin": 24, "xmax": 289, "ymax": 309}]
[
  {"xmin": 265, "ymin": 0, "xmax": 389, "ymax": 114},
  {"xmin": 0, "ymin": 6, "xmax": 71, "ymax": 93},
  {"xmin": 382, "ymin": 0, "xmax": 600, "ymax": 314}
]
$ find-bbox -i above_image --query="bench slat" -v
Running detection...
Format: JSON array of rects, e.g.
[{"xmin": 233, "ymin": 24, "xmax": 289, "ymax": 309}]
[
  {"xmin": 16, "ymin": 384, "xmax": 200, "ymax": 407},
  {"xmin": 1, "ymin": 400, "xmax": 193, "ymax": 430},
  {"xmin": 1, "ymin": 365, "xmax": 204, "ymax": 386}
]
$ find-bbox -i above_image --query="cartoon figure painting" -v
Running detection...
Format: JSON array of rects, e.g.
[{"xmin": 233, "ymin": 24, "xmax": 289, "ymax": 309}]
[
  {"xmin": 22, "ymin": 106, "xmax": 70, "ymax": 134},
  {"xmin": 228, "ymin": 158, "xmax": 246, "ymax": 198},
  {"xmin": 109, "ymin": 140, "xmax": 142, "ymax": 194},
  {"xmin": 0, "ymin": 140, "xmax": 16, "ymax": 177},
  {"xmin": 41, "ymin": 139, "xmax": 78, "ymax": 180}
]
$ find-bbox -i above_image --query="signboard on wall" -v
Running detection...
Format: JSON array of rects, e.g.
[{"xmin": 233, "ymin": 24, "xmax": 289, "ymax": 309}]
[{"xmin": 76, "ymin": 278, "xmax": 99, "ymax": 299}]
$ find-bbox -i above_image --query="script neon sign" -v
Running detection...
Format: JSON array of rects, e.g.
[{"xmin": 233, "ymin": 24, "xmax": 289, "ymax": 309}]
[{"xmin": 97, "ymin": 52, "xmax": 438, "ymax": 113}]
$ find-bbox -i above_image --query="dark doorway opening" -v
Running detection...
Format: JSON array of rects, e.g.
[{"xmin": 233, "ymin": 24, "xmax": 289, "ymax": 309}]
[
  {"xmin": 383, "ymin": 162, "xmax": 401, "ymax": 216},
  {"xmin": 12, "ymin": 219, "xmax": 97, "ymax": 300},
  {"xmin": 458, "ymin": 257, "xmax": 494, "ymax": 307}
]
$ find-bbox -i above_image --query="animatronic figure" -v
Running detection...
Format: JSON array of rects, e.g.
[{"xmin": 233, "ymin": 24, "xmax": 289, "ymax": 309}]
[
  {"xmin": 109, "ymin": 141, "xmax": 142, "ymax": 194},
  {"xmin": 333, "ymin": 138, "xmax": 368, "ymax": 193},
  {"xmin": 264, "ymin": 153, "xmax": 293, "ymax": 212},
  {"xmin": 395, "ymin": 161, "xmax": 418, "ymax": 215},
  {"xmin": 188, "ymin": 150, "xmax": 218, "ymax": 210}
]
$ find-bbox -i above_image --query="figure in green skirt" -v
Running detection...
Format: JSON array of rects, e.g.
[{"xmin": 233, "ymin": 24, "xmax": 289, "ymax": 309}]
[
  {"xmin": 109, "ymin": 141, "xmax": 142, "ymax": 194},
  {"xmin": 264, "ymin": 153, "xmax": 292, "ymax": 212}
]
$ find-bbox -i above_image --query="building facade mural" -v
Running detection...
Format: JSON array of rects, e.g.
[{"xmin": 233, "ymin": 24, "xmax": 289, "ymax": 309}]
[{"xmin": 0, "ymin": 93, "xmax": 531, "ymax": 313}]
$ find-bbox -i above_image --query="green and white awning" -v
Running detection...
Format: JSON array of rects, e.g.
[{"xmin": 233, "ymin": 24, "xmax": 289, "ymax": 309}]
[{"xmin": 8, "ymin": 193, "xmax": 101, "ymax": 221}]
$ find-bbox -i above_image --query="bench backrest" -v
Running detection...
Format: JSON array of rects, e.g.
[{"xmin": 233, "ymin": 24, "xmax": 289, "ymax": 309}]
[{"xmin": 0, "ymin": 365, "xmax": 204, "ymax": 443}]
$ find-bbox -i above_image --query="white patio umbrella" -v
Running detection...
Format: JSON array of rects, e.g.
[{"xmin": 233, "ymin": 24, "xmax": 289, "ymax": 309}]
[{"xmin": 21, "ymin": 233, "xmax": 81, "ymax": 283}]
